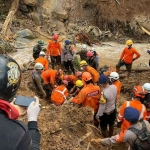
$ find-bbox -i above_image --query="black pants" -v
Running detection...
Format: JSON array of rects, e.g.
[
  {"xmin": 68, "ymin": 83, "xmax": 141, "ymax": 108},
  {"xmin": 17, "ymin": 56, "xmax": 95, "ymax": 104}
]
[
  {"xmin": 64, "ymin": 60, "xmax": 75, "ymax": 74},
  {"xmin": 99, "ymin": 109, "xmax": 116, "ymax": 130}
]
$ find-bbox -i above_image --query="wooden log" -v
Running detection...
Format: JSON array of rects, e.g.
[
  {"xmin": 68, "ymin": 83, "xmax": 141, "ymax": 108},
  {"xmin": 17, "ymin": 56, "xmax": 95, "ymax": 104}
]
[{"xmin": 1, "ymin": 0, "xmax": 19, "ymax": 37}]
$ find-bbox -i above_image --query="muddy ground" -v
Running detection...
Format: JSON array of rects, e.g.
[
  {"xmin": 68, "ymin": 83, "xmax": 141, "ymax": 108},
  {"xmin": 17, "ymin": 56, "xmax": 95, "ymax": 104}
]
[{"xmin": 17, "ymin": 68, "xmax": 150, "ymax": 150}]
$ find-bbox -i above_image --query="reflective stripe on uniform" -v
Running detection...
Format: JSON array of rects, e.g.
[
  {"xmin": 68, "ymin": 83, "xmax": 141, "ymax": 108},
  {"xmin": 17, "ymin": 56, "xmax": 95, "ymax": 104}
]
[
  {"xmin": 126, "ymin": 101, "xmax": 130, "ymax": 107},
  {"xmin": 139, "ymin": 104, "xmax": 145, "ymax": 119},
  {"xmin": 55, "ymin": 88, "xmax": 67, "ymax": 100}
]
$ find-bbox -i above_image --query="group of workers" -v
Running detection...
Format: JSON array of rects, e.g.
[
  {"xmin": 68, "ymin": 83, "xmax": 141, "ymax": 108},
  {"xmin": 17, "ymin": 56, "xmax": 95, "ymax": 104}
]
[{"xmin": 0, "ymin": 34, "xmax": 150, "ymax": 150}]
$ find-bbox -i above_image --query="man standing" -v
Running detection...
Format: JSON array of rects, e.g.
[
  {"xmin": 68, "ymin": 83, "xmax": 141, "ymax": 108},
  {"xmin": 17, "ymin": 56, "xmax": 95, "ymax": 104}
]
[
  {"xmin": 76, "ymin": 44, "xmax": 88, "ymax": 61},
  {"xmin": 33, "ymin": 40, "xmax": 45, "ymax": 60},
  {"xmin": 61, "ymin": 40, "xmax": 76, "ymax": 74},
  {"xmin": 116, "ymin": 40, "xmax": 140, "ymax": 78},
  {"xmin": 46, "ymin": 34, "xmax": 61, "ymax": 69},
  {"xmin": 97, "ymin": 74, "xmax": 117, "ymax": 137}
]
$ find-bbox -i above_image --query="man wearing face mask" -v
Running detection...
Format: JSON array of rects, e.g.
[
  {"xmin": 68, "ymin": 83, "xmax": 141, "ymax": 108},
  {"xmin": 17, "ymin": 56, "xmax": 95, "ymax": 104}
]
[
  {"xmin": 116, "ymin": 40, "xmax": 140, "ymax": 79},
  {"xmin": 61, "ymin": 40, "xmax": 76, "ymax": 74},
  {"xmin": 86, "ymin": 51, "xmax": 99, "ymax": 71},
  {"xmin": 46, "ymin": 34, "xmax": 62, "ymax": 69}
]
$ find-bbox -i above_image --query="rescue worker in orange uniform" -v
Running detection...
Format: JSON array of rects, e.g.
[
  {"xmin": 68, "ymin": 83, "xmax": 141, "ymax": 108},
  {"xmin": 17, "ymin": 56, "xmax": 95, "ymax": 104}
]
[
  {"xmin": 70, "ymin": 72, "xmax": 101, "ymax": 127},
  {"xmin": 46, "ymin": 34, "xmax": 62, "ymax": 69},
  {"xmin": 80, "ymin": 60, "xmax": 100, "ymax": 83},
  {"xmin": 116, "ymin": 40, "xmax": 140, "ymax": 79},
  {"xmin": 117, "ymin": 85, "xmax": 147, "ymax": 132},
  {"xmin": 51, "ymin": 80, "xmax": 69, "ymax": 105},
  {"xmin": 35, "ymin": 51, "xmax": 49, "ymax": 70},
  {"xmin": 41, "ymin": 69, "xmax": 63, "ymax": 96},
  {"xmin": 109, "ymin": 72, "xmax": 122, "ymax": 100},
  {"xmin": 63, "ymin": 75, "xmax": 77, "ymax": 91}
]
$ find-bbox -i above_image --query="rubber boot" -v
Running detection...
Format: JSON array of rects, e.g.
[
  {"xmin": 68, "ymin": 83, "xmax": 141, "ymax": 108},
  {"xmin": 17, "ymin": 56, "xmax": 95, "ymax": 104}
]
[
  {"xmin": 101, "ymin": 129, "xmax": 108, "ymax": 138},
  {"xmin": 109, "ymin": 125, "xmax": 114, "ymax": 137}
]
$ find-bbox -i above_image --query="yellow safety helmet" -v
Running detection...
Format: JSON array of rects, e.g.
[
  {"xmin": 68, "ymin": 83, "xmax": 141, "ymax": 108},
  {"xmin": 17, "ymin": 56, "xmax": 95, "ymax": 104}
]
[
  {"xmin": 126, "ymin": 39, "xmax": 133, "ymax": 46},
  {"xmin": 75, "ymin": 80, "xmax": 84, "ymax": 87},
  {"xmin": 80, "ymin": 60, "xmax": 88, "ymax": 66}
]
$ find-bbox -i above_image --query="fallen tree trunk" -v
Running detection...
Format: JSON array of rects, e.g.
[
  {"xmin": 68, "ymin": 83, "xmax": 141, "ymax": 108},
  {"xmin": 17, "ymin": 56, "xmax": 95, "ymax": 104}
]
[{"xmin": 1, "ymin": 0, "xmax": 19, "ymax": 37}]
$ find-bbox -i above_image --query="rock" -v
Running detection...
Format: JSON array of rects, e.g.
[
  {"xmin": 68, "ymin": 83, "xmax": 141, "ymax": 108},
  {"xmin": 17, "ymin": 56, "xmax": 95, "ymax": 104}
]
[
  {"xmin": 14, "ymin": 37, "xmax": 31, "ymax": 48},
  {"xmin": 52, "ymin": 3, "xmax": 68, "ymax": 20},
  {"xmin": 16, "ymin": 29, "xmax": 35, "ymax": 39},
  {"xmin": 20, "ymin": 4, "xmax": 29, "ymax": 12},
  {"xmin": 23, "ymin": 0, "xmax": 37, "ymax": 6},
  {"xmin": 29, "ymin": 12, "xmax": 41, "ymax": 25}
]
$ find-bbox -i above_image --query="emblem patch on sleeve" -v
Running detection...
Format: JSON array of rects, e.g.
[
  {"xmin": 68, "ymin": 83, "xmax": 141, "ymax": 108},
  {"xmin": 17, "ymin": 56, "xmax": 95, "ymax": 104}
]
[{"xmin": 7, "ymin": 62, "xmax": 20, "ymax": 85}]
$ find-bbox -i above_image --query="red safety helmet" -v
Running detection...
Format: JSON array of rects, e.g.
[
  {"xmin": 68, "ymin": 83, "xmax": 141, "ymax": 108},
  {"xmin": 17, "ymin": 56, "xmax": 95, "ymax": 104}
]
[
  {"xmin": 133, "ymin": 85, "xmax": 147, "ymax": 98},
  {"xmin": 63, "ymin": 75, "xmax": 69, "ymax": 81},
  {"xmin": 86, "ymin": 51, "xmax": 93, "ymax": 57},
  {"xmin": 75, "ymin": 71, "xmax": 82, "ymax": 78},
  {"xmin": 82, "ymin": 72, "xmax": 92, "ymax": 81},
  {"xmin": 53, "ymin": 34, "xmax": 59, "ymax": 40}
]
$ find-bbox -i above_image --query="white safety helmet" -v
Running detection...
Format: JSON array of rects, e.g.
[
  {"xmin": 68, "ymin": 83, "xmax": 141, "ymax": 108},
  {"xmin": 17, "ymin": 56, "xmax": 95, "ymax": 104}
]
[
  {"xmin": 143, "ymin": 83, "xmax": 150, "ymax": 93},
  {"xmin": 34, "ymin": 63, "xmax": 43, "ymax": 70},
  {"xmin": 109, "ymin": 72, "xmax": 119, "ymax": 80},
  {"xmin": 39, "ymin": 51, "xmax": 45, "ymax": 56},
  {"xmin": 82, "ymin": 44, "xmax": 87, "ymax": 50}
]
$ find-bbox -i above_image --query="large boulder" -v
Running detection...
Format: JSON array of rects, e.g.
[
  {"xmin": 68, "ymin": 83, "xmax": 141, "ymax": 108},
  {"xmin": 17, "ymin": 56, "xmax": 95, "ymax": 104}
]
[
  {"xmin": 16, "ymin": 29, "xmax": 36, "ymax": 39},
  {"xmin": 52, "ymin": 2, "xmax": 68, "ymax": 21}
]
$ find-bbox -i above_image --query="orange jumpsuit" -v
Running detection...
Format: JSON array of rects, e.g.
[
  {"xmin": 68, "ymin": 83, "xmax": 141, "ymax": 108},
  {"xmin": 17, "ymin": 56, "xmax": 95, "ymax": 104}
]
[
  {"xmin": 117, "ymin": 100, "xmax": 147, "ymax": 131},
  {"xmin": 84, "ymin": 66, "xmax": 100, "ymax": 83},
  {"xmin": 71, "ymin": 83, "xmax": 101, "ymax": 112},
  {"xmin": 113, "ymin": 80, "xmax": 122, "ymax": 100},
  {"xmin": 41, "ymin": 69, "xmax": 57, "ymax": 88},
  {"xmin": 35, "ymin": 56, "xmax": 49, "ymax": 70},
  {"xmin": 120, "ymin": 47, "xmax": 140, "ymax": 64},
  {"xmin": 46, "ymin": 40, "xmax": 61, "ymax": 56},
  {"xmin": 51, "ymin": 85, "xmax": 68, "ymax": 105}
]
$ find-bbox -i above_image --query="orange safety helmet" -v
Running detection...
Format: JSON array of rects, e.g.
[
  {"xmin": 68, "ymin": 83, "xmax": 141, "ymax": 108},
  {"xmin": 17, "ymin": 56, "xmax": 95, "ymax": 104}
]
[
  {"xmin": 133, "ymin": 85, "xmax": 147, "ymax": 98},
  {"xmin": 82, "ymin": 72, "xmax": 92, "ymax": 81},
  {"xmin": 53, "ymin": 34, "xmax": 59, "ymax": 40}
]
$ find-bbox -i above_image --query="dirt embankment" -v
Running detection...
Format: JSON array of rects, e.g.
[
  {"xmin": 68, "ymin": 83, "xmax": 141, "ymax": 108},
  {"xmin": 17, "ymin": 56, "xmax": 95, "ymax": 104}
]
[
  {"xmin": 17, "ymin": 70, "xmax": 150, "ymax": 150},
  {"xmin": 96, "ymin": 0, "xmax": 150, "ymax": 41}
]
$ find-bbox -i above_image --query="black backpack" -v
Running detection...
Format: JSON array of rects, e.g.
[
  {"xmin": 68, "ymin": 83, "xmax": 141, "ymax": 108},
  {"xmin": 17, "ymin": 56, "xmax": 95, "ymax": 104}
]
[{"xmin": 128, "ymin": 121, "xmax": 150, "ymax": 150}]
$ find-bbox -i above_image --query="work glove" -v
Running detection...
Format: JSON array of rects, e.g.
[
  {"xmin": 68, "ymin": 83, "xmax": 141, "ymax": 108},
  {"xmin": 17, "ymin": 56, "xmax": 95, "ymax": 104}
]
[
  {"xmin": 147, "ymin": 50, "xmax": 150, "ymax": 54},
  {"xmin": 90, "ymin": 138, "xmax": 101, "ymax": 144},
  {"xmin": 27, "ymin": 96, "xmax": 41, "ymax": 122}
]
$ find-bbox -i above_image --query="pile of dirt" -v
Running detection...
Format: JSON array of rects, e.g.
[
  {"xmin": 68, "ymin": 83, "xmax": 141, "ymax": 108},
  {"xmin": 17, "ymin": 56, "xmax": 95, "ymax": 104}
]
[{"xmin": 16, "ymin": 70, "xmax": 150, "ymax": 150}]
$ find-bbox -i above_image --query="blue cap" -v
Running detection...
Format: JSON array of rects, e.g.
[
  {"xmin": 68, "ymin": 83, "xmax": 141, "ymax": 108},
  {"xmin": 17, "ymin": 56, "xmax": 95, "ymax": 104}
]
[
  {"xmin": 99, "ymin": 74, "xmax": 108, "ymax": 84},
  {"xmin": 147, "ymin": 50, "xmax": 150, "ymax": 54},
  {"xmin": 124, "ymin": 107, "xmax": 139, "ymax": 123},
  {"xmin": 65, "ymin": 40, "xmax": 70, "ymax": 45}
]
